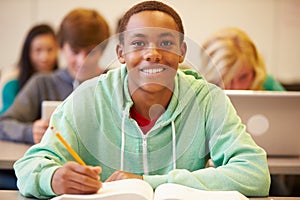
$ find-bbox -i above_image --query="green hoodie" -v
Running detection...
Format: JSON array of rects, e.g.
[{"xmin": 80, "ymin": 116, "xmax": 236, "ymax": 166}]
[{"xmin": 14, "ymin": 65, "xmax": 270, "ymax": 199}]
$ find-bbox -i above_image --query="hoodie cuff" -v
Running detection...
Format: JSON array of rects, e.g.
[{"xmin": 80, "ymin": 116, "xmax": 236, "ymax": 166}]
[
  {"xmin": 39, "ymin": 166, "xmax": 60, "ymax": 197},
  {"xmin": 143, "ymin": 174, "xmax": 168, "ymax": 189}
]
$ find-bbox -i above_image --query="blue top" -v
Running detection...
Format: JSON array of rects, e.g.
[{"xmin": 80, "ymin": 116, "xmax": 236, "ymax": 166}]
[
  {"xmin": 263, "ymin": 74, "xmax": 286, "ymax": 91},
  {"xmin": 0, "ymin": 79, "xmax": 19, "ymax": 114}
]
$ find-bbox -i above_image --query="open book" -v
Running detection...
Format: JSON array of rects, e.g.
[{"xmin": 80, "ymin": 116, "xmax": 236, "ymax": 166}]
[{"xmin": 51, "ymin": 179, "xmax": 249, "ymax": 200}]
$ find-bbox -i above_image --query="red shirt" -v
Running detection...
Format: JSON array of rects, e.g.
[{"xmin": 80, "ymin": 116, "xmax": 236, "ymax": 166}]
[{"xmin": 130, "ymin": 106, "xmax": 157, "ymax": 134}]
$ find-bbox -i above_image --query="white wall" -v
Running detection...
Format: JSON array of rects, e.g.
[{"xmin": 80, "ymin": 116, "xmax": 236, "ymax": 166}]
[{"xmin": 0, "ymin": 0, "xmax": 299, "ymax": 83}]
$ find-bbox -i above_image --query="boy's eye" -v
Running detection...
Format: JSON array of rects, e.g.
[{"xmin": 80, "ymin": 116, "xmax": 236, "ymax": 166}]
[
  {"xmin": 161, "ymin": 40, "xmax": 173, "ymax": 46},
  {"xmin": 87, "ymin": 49, "xmax": 96, "ymax": 55},
  {"xmin": 132, "ymin": 41, "xmax": 145, "ymax": 47}
]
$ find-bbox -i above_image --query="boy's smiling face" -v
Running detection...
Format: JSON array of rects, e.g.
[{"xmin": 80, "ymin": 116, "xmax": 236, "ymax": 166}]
[{"xmin": 117, "ymin": 11, "xmax": 186, "ymax": 94}]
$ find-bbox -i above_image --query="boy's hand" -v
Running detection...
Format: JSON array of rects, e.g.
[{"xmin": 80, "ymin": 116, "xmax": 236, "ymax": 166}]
[
  {"xmin": 105, "ymin": 170, "xmax": 143, "ymax": 182},
  {"xmin": 52, "ymin": 162, "xmax": 102, "ymax": 195}
]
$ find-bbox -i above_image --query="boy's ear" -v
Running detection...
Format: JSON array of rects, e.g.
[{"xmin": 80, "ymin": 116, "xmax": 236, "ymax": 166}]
[
  {"xmin": 116, "ymin": 44, "xmax": 125, "ymax": 64},
  {"xmin": 179, "ymin": 41, "xmax": 187, "ymax": 63}
]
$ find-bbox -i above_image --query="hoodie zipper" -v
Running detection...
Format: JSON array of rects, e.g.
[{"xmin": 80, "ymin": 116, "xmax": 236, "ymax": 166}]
[
  {"xmin": 128, "ymin": 115, "xmax": 150, "ymax": 175},
  {"xmin": 142, "ymin": 134, "xmax": 149, "ymax": 175}
]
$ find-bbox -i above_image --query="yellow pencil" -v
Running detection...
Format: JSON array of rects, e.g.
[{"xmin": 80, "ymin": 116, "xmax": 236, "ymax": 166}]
[{"xmin": 51, "ymin": 126, "xmax": 86, "ymax": 166}]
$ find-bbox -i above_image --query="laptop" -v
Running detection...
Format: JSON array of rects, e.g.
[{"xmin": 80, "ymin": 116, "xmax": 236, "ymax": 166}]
[
  {"xmin": 41, "ymin": 100, "xmax": 62, "ymax": 121},
  {"xmin": 225, "ymin": 90, "xmax": 300, "ymax": 157}
]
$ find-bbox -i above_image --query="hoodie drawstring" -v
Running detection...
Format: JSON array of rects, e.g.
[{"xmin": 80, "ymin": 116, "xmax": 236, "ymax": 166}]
[
  {"xmin": 120, "ymin": 111, "xmax": 126, "ymax": 171},
  {"xmin": 171, "ymin": 121, "xmax": 177, "ymax": 170}
]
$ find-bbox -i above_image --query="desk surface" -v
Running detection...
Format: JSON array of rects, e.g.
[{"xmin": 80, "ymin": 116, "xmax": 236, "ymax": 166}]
[
  {"xmin": 0, "ymin": 190, "xmax": 35, "ymax": 200},
  {"xmin": 0, "ymin": 140, "xmax": 31, "ymax": 169},
  {"xmin": 268, "ymin": 157, "xmax": 300, "ymax": 175},
  {"xmin": 0, "ymin": 190, "xmax": 299, "ymax": 200}
]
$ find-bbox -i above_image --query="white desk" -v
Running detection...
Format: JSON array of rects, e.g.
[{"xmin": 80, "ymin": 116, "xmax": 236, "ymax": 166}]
[
  {"xmin": 0, "ymin": 191, "xmax": 299, "ymax": 200},
  {"xmin": 0, "ymin": 140, "xmax": 31, "ymax": 169},
  {"xmin": 0, "ymin": 190, "xmax": 35, "ymax": 200},
  {"xmin": 268, "ymin": 157, "xmax": 300, "ymax": 175}
]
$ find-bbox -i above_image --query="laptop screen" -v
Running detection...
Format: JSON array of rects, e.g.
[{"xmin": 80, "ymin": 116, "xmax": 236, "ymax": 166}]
[{"xmin": 225, "ymin": 90, "xmax": 300, "ymax": 157}]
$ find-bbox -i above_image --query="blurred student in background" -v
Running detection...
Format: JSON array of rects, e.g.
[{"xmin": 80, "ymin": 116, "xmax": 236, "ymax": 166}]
[
  {"xmin": 0, "ymin": 8, "xmax": 110, "ymax": 145},
  {"xmin": 202, "ymin": 27, "xmax": 290, "ymax": 196},
  {"xmin": 0, "ymin": 24, "xmax": 58, "ymax": 114},
  {"xmin": 201, "ymin": 27, "xmax": 285, "ymax": 91},
  {"xmin": 0, "ymin": 8, "xmax": 110, "ymax": 190}
]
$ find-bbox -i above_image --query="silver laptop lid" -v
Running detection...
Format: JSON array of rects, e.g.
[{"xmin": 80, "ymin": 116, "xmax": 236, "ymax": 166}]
[{"xmin": 225, "ymin": 90, "xmax": 300, "ymax": 157}]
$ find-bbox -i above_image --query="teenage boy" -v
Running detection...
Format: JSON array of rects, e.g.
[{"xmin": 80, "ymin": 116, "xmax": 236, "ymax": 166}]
[{"xmin": 14, "ymin": 1, "xmax": 270, "ymax": 198}]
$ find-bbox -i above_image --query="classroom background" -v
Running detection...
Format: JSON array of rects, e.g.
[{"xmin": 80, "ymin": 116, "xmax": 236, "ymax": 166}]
[{"xmin": 1, "ymin": 0, "xmax": 299, "ymax": 87}]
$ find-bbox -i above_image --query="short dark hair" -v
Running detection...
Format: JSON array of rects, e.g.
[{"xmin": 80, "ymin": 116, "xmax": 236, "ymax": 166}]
[
  {"xmin": 118, "ymin": 1, "xmax": 184, "ymax": 43},
  {"xmin": 57, "ymin": 8, "xmax": 110, "ymax": 51}
]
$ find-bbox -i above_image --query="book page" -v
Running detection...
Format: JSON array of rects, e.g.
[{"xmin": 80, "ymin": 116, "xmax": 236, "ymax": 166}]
[
  {"xmin": 154, "ymin": 183, "xmax": 249, "ymax": 200},
  {"xmin": 51, "ymin": 179, "xmax": 153, "ymax": 200}
]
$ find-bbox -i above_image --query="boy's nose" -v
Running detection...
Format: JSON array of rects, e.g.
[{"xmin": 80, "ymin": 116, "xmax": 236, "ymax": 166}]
[{"xmin": 144, "ymin": 45, "xmax": 162, "ymax": 62}]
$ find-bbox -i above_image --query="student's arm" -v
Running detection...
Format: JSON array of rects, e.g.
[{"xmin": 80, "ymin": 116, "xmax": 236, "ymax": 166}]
[
  {"xmin": 14, "ymin": 103, "xmax": 102, "ymax": 198},
  {"xmin": 143, "ymin": 88, "xmax": 270, "ymax": 197},
  {"xmin": 0, "ymin": 76, "xmax": 42, "ymax": 144}
]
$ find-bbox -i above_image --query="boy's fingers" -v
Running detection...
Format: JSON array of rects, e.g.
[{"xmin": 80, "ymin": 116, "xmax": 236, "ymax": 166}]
[
  {"xmin": 90, "ymin": 166, "xmax": 102, "ymax": 174},
  {"xmin": 67, "ymin": 162, "xmax": 101, "ymax": 180}
]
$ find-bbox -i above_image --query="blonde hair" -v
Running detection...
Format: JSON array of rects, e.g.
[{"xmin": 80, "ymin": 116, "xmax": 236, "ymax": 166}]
[{"xmin": 201, "ymin": 27, "xmax": 266, "ymax": 90}]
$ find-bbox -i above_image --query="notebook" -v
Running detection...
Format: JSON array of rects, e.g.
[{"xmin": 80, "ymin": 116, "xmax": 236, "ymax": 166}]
[
  {"xmin": 225, "ymin": 90, "xmax": 300, "ymax": 157},
  {"xmin": 41, "ymin": 100, "xmax": 62, "ymax": 121}
]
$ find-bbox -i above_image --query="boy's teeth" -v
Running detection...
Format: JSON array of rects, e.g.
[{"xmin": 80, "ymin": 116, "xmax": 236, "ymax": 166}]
[{"xmin": 142, "ymin": 68, "xmax": 164, "ymax": 74}]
